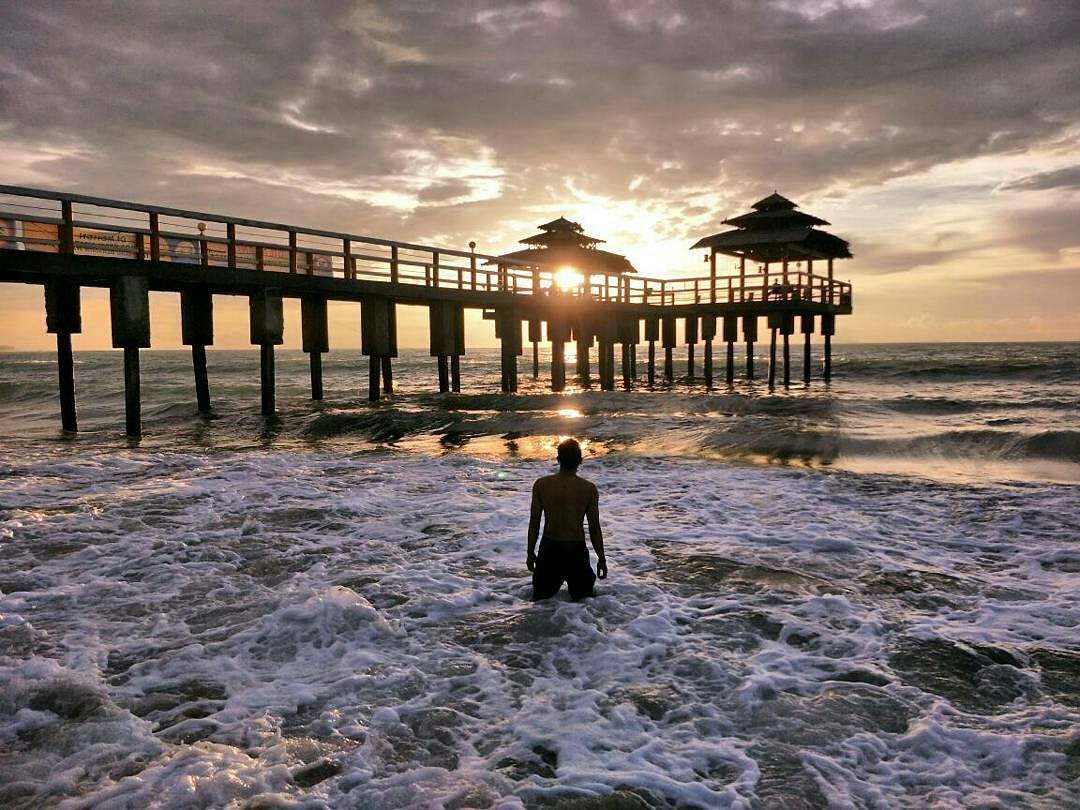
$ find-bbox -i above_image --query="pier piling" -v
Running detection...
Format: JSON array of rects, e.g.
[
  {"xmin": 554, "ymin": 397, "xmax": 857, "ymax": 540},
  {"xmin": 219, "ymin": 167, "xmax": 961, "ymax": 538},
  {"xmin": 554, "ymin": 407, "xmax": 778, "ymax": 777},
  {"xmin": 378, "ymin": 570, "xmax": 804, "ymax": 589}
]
[
  {"xmin": 685, "ymin": 316, "xmax": 698, "ymax": 378},
  {"xmin": 576, "ymin": 328, "xmax": 592, "ymax": 386},
  {"xmin": 662, "ymin": 315, "xmax": 676, "ymax": 382},
  {"xmin": 181, "ymin": 289, "xmax": 214, "ymax": 411},
  {"xmin": 822, "ymin": 313, "xmax": 835, "ymax": 381},
  {"xmin": 702, "ymin": 315, "xmax": 716, "ymax": 387},
  {"xmin": 645, "ymin": 317, "xmax": 659, "ymax": 387},
  {"xmin": 801, "ymin": 314, "xmax": 814, "ymax": 384},
  {"xmin": 723, "ymin": 315, "xmax": 737, "ymax": 385},
  {"xmin": 111, "ymin": 276, "xmax": 151, "ymax": 436},
  {"xmin": 743, "ymin": 316, "xmax": 758, "ymax": 380},
  {"xmin": 498, "ymin": 309, "xmax": 520, "ymax": 393},
  {"xmin": 361, "ymin": 296, "xmax": 394, "ymax": 401},
  {"xmin": 781, "ymin": 313, "xmax": 794, "ymax": 388},
  {"xmin": 300, "ymin": 296, "xmax": 328, "ymax": 401},
  {"xmin": 45, "ymin": 280, "xmax": 81, "ymax": 432},
  {"xmin": 529, "ymin": 319, "xmax": 542, "ymax": 380},
  {"xmin": 768, "ymin": 324, "xmax": 778, "ymax": 388},
  {"xmin": 549, "ymin": 317, "xmax": 568, "ymax": 392},
  {"xmin": 249, "ymin": 291, "xmax": 284, "ymax": 415}
]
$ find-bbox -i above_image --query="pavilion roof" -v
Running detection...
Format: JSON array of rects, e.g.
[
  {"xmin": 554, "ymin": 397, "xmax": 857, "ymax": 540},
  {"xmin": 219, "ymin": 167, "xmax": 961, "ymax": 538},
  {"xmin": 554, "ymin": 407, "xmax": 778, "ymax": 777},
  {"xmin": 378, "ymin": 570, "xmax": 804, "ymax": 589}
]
[
  {"xmin": 491, "ymin": 245, "xmax": 636, "ymax": 274},
  {"xmin": 492, "ymin": 216, "xmax": 636, "ymax": 274},
  {"xmin": 691, "ymin": 193, "xmax": 852, "ymax": 261}
]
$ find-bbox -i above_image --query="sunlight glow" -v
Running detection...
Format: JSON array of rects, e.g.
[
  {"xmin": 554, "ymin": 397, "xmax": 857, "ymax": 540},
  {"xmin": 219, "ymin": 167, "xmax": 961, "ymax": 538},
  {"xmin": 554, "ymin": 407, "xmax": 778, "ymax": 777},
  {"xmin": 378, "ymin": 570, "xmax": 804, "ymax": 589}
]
[{"xmin": 555, "ymin": 266, "xmax": 584, "ymax": 291}]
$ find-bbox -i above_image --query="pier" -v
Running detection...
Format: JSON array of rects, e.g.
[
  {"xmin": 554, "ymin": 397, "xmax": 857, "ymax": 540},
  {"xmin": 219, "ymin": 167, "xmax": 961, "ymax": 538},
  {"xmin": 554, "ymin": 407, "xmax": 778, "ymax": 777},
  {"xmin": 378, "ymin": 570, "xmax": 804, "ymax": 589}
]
[{"xmin": 0, "ymin": 185, "xmax": 852, "ymax": 436}]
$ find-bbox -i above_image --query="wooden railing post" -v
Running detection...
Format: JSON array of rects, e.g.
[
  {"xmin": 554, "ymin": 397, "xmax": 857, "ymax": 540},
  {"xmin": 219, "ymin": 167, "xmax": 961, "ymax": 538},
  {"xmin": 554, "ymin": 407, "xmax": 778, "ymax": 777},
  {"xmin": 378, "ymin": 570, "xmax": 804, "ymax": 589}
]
[
  {"xmin": 709, "ymin": 247, "xmax": 717, "ymax": 303},
  {"xmin": 390, "ymin": 244, "xmax": 400, "ymax": 284},
  {"xmin": 470, "ymin": 253, "xmax": 477, "ymax": 290},
  {"xmin": 256, "ymin": 245, "xmax": 265, "ymax": 271},
  {"xmin": 432, "ymin": 250, "xmax": 440, "ymax": 287},
  {"xmin": 200, "ymin": 235, "xmax": 209, "ymax": 266},
  {"xmin": 289, "ymin": 231, "xmax": 297, "ymax": 273},
  {"xmin": 136, "ymin": 233, "xmax": 146, "ymax": 261},
  {"xmin": 343, "ymin": 238, "xmax": 352, "ymax": 279},
  {"xmin": 149, "ymin": 212, "xmax": 160, "ymax": 262},
  {"xmin": 227, "ymin": 223, "xmax": 237, "ymax": 268},
  {"xmin": 60, "ymin": 199, "xmax": 74, "ymax": 254}
]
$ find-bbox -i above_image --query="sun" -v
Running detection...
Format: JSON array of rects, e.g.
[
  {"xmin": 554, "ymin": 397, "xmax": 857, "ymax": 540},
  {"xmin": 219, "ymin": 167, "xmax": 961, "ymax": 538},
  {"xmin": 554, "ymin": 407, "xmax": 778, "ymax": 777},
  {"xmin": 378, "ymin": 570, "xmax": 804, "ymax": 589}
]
[{"xmin": 554, "ymin": 266, "xmax": 585, "ymax": 292}]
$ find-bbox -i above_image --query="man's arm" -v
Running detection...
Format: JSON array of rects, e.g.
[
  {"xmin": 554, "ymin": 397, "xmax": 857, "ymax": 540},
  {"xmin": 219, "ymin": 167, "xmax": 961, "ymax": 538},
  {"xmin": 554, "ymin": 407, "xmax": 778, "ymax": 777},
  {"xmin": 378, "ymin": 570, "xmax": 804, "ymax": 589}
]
[
  {"xmin": 585, "ymin": 485, "xmax": 607, "ymax": 579},
  {"xmin": 527, "ymin": 481, "xmax": 543, "ymax": 571}
]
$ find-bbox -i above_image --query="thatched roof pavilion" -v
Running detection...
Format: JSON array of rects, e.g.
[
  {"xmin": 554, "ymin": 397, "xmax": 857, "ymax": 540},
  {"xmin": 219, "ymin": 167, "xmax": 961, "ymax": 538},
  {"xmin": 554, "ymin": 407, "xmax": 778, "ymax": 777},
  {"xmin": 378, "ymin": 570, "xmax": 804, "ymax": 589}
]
[
  {"xmin": 492, "ymin": 217, "xmax": 636, "ymax": 276},
  {"xmin": 691, "ymin": 193, "xmax": 851, "ymax": 262}
]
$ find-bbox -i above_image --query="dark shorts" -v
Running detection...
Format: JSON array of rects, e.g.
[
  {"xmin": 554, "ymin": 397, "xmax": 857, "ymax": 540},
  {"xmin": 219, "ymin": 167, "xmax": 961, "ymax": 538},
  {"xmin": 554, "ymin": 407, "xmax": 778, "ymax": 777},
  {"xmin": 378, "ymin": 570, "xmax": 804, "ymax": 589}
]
[{"xmin": 532, "ymin": 539, "xmax": 596, "ymax": 601}]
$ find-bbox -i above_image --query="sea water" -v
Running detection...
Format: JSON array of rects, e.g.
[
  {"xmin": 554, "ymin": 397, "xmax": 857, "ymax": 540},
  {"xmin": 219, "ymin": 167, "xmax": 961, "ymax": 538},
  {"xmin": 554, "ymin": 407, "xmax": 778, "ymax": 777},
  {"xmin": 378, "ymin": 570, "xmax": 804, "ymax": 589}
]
[{"xmin": 0, "ymin": 343, "xmax": 1078, "ymax": 808}]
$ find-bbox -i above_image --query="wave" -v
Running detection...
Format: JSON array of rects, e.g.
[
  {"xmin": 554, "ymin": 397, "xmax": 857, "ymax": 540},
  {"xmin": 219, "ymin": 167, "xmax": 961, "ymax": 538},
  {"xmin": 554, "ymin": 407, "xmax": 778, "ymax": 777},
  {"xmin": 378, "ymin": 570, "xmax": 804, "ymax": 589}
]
[{"xmin": 695, "ymin": 426, "xmax": 1080, "ymax": 465}]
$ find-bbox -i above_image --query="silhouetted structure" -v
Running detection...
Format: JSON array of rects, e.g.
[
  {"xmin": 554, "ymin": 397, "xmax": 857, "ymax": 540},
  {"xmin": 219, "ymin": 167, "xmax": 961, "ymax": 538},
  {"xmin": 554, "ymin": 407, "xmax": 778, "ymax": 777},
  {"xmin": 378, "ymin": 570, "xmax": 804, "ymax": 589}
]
[
  {"xmin": 691, "ymin": 193, "xmax": 853, "ymax": 385},
  {"xmin": 0, "ymin": 185, "xmax": 852, "ymax": 436},
  {"xmin": 492, "ymin": 218, "xmax": 636, "ymax": 382}
]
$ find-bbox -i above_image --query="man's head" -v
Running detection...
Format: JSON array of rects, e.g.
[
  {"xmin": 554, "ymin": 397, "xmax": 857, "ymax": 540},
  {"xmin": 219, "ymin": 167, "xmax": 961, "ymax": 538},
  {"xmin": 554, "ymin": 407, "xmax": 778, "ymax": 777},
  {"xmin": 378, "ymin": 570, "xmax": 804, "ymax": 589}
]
[{"xmin": 557, "ymin": 438, "xmax": 583, "ymax": 471}]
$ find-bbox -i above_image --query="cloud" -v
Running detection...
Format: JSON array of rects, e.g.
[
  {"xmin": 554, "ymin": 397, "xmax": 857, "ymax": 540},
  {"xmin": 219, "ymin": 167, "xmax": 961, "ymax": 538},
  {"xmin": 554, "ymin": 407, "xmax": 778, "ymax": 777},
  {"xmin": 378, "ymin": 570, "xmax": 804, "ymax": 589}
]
[
  {"xmin": 1001, "ymin": 165, "xmax": 1080, "ymax": 192},
  {"xmin": 1, "ymin": 0, "xmax": 1079, "ymax": 346}
]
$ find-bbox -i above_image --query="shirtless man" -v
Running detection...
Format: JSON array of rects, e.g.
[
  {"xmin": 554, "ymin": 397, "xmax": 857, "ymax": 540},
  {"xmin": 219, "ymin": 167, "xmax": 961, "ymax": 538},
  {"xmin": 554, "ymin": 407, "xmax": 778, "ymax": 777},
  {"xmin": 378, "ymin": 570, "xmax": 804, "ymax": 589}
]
[{"xmin": 527, "ymin": 438, "xmax": 607, "ymax": 600}]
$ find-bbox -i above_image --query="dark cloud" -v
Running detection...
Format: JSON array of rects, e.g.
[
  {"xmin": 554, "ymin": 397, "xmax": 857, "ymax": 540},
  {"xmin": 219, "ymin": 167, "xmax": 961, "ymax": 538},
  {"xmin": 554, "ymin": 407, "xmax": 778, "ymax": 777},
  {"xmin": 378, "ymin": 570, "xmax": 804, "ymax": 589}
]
[
  {"xmin": 1, "ymin": 0, "xmax": 1079, "ymax": 249},
  {"xmin": 1002, "ymin": 165, "xmax": 1080, "ymax": 192}
]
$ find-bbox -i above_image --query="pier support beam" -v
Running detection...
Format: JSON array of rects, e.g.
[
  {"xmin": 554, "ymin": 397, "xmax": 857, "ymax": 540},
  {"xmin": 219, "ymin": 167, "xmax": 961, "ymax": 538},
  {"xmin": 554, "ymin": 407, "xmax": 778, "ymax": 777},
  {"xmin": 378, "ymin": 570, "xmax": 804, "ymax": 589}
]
[
  {"xmin": 361, "ymin": 296, "xmax": 394, "ymax": 401},
  {"xmin": 181, "ymin": 288, "xmax": 214, "ymax": 411},
  {"xmin": 767, "ymin": 314, "xmax": 778, "ymax": 388},
  {"xmin": 301, "ymin": 295, "xmax": 329, "ymax": 401},
  {"xmin": 429, "ymin": 301, "xmax": 456, "ymax": 394},
  {"xmin": 110, "ymin": 276, "xmax": 151, "ymax": 436},
  {"xmin": 702, "ymin": 315, "xmax": 716, "ymax": 387},
  {"xmin": 497, "ymin": 309, "xmax": 521, "ymax": 393},
  {"xmin": 529, "ymin": 319, "xmax": 542, "ymax": 380},
  {"xmin": 780, "ymin": 313, "xmax": 794, "ymax": 388},
  {"xmin": 549, "ymin": 317, "xmax": 568, "ymax": 392},
  {"xmin": 618, "ymin": 315, "xmax": 638, "ymax": 390},
  {"xmin": 451, "ymin": 304, "xmax": 464, "ymax": 392},
  {"xmin": 723, "ymin": 316, "xmax": 738, "ymax": 385},
  {"xmin": 801, "ymin": 314, "xmax": 815, "ymax": 384},
  {"xmin": 662, "ymin": 315, "xmax": 676, "ymax": 383},
  {"xmin": 822, "ymin": 313, "xmax": 835, "ymax": 381},
  {"xmin": 645, "ymin": 317, "xmax": 659, "ymax": 387},
  {"xmin": 685, "ymin": 316, "xmax": 698, "ymax": 378},
  {"xmin": 576, "ymin": 328, "xmax": 592, "ymax": 386},
  {"xmin": 249, "ymin": 290, "xmax": 284, "ymax": 416},
  {"xmin": 44, "ymin": 280, "xmax": 81, "ymax": 432},
  {"xmin": 743, "ymin": 316, "xmax": 758, "ymax": 380}
]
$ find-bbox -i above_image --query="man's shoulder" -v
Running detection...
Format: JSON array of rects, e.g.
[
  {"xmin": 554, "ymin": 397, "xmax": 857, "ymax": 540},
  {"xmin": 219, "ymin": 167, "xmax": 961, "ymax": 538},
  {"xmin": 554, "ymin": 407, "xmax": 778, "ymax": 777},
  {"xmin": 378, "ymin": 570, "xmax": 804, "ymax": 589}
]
[{"xmin": 577, "ymin": 476, "xmax": 599, "ymax": 494}]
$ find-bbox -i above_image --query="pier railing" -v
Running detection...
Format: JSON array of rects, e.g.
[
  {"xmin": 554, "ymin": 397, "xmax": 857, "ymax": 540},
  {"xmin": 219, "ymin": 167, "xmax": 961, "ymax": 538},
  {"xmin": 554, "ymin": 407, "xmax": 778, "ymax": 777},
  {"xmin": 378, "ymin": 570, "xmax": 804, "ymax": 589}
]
[{"xmin": 0, "ymin": 185, "xmax": 851, "ymax": 307}]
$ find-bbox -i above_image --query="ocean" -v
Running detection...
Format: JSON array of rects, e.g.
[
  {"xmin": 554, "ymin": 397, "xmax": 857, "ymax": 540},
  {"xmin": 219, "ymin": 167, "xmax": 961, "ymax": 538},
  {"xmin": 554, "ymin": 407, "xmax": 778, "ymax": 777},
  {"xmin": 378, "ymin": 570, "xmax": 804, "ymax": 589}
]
[{"xmin": 0, "ymin": 342, "xmax": 1078, "ymax": 808}]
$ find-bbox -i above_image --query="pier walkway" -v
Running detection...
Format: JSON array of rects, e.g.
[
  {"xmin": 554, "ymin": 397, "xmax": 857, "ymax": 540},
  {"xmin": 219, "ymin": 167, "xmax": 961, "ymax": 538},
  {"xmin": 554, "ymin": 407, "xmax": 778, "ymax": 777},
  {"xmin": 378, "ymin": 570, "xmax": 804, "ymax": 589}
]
[{"xmin": 0, "ymin": 185, "xmax": 852, "ymax": 436}]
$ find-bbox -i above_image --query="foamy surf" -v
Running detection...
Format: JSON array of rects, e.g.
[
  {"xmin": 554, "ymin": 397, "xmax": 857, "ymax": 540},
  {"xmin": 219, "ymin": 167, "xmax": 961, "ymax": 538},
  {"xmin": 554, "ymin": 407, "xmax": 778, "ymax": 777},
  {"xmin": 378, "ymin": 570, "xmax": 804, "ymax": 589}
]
[{"xmin": 2, "ymin": 442, "xmax": 1079, "ymax": 807}]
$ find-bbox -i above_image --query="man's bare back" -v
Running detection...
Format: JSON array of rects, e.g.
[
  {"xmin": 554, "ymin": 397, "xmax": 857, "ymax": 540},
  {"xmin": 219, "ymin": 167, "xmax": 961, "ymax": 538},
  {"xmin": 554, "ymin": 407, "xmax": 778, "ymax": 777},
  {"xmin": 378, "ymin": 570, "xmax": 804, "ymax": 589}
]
[
  {"xmin": 531, "ymin": 472, "xmax": 598, "ymax": 543},
  {"xmin": 527, "ymin": 439, "xmax": 607, "ymax": 600}
]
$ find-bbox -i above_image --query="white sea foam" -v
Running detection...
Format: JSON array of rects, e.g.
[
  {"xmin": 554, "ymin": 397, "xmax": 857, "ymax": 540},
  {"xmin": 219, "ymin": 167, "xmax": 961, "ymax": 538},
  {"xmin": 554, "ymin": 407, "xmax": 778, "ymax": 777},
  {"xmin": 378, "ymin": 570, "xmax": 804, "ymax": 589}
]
[{"xmin": 1, "ymin": 443, "xmax": 1079, "ymax": 807}]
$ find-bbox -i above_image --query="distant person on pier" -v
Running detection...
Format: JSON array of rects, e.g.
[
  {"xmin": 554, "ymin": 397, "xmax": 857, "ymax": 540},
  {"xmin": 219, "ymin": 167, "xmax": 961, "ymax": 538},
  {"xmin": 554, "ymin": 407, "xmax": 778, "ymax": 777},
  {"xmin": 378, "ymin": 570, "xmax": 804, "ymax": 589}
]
[{"xmin": 527, "ymin": 438, "xmax": 607, "ymax": 600}]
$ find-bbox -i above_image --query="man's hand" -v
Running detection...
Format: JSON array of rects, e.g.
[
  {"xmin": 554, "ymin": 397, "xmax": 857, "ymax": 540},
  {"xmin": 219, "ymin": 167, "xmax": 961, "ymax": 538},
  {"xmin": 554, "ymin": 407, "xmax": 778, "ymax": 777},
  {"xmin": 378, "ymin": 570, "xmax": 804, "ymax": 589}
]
[
  {"xmin": 596, "ymin": 555, "xmax": 608, "ymax": 579},
  {"xmin": 527, "ymin": 550, "xmax": 536, "ymax": 572}
]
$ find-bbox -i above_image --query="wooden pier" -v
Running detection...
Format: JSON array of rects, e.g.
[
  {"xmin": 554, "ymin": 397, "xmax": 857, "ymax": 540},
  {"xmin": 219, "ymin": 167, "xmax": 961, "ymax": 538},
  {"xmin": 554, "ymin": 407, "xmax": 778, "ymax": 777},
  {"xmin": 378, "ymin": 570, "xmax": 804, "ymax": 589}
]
[{"xmin": 0, "ymin": 186, "xmax": 852, "ymax": 436}]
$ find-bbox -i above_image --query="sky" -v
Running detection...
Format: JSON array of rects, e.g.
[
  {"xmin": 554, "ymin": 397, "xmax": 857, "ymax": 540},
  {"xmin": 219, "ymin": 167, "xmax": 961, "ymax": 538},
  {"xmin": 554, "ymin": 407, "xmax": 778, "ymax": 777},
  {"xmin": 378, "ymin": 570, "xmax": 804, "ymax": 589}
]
[{"xmin": 1, "ymin": 0, "xmax": 1078, "ymax": 349}]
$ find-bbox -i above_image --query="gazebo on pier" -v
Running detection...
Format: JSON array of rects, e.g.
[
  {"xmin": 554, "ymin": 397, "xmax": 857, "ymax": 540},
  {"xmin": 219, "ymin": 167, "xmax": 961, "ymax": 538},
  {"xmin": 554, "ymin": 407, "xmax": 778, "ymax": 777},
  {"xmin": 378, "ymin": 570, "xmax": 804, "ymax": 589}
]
[
  {"xmin": 492, "ymin": 217, "xmax": 637, "ymax": 382},
  {"xmin": 494, "ymin": 216, "xmax": 636, "ymax": 284},
  {"xmin": 691, "ymin": 193, "xmax": 853, "ymax": 386},
  {"xmin": 691, "ymin": 192, "xmax": 851, "ymax": 303}
]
